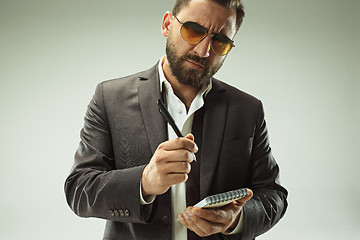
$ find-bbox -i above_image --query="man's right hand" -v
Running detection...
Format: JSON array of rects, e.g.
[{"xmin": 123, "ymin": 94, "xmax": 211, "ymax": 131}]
[{"xmin": 141, "ymin": 133, "xmax": 198, "ymax": 197}]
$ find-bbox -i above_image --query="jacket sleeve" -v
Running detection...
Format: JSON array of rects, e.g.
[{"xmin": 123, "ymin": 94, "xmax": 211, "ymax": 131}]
[
  {"xmin": 64, "ymin": 83, "xmax": 152, "ymax": 223},
  {"xmin": 220, "ymin": 101, "xmax": 288, "ymax": 240},
  {"xmin": 242, "ymin": 102, "xmax": 288, "ymax": 239}
]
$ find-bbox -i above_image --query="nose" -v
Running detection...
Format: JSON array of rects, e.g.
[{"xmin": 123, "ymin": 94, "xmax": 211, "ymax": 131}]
[{"xmin": 193, "ymin": 35, "xmax": 211, "ymax": 58}]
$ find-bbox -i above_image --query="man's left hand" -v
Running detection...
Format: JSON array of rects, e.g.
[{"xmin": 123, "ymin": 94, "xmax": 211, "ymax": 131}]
[{"xmin": 178, "ymin": 189, "xmax": 253, "ymax": 237}]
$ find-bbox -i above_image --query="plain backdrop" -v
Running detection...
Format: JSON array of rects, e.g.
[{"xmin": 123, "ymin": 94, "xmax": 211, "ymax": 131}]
[{"xmin": 1, "ymin": 0, "xmax": 359, "ymax": 239}]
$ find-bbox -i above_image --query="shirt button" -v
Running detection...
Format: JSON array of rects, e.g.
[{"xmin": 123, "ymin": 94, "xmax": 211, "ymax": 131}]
[
  {"xmin": 161, "ymin": 215, "xmax": 169, "ymax": 227},
  {"xmin": 177, "ymin": 109, "xmax": 182, "ymax": 114}
]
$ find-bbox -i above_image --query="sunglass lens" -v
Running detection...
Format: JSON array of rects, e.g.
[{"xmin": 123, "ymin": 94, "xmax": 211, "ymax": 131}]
[
  {"xmin": 212, "ymin": 34, "xmax": 233, "ymax": 55},
  {"xmin": 181, "ymin": 22, "xmax": 207, "ymax": 43}
]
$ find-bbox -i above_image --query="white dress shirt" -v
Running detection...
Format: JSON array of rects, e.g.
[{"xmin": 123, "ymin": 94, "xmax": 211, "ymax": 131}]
[
  {"xmin": 140, "ymin": 56, "xmax": 243, "ymax": 239},
  {"xmin": 158, "ymin": 57, "xmax": 212, "ymax": 240}
]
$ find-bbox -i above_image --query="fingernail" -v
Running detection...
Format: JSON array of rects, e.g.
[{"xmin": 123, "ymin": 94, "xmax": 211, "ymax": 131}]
[
  {"xmin": 183, "ymin": 212, "xmax": 189, "ymax": 219},
  {"xmin": 192, "ymin": 153, "xmax": 197, "ymax": 161}
]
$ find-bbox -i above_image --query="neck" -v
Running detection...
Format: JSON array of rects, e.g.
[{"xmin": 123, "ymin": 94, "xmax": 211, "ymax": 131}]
[{"xmin": 162, "ymin": 58, "xmax": 201, "ymax": 110}]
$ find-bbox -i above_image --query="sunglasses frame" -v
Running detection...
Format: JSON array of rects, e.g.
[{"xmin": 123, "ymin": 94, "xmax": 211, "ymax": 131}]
[{"xmin": 174, "ymin": 16, "xmax": 235, "ymax": 56}]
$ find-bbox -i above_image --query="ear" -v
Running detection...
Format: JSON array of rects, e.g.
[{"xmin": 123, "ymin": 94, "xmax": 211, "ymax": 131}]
[{"xmin": 161, "ymin": 11, "xmax": 173, "ymax": 37}]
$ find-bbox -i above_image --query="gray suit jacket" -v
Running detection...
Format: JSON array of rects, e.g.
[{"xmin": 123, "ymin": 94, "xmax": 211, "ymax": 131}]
[{"xmin": 65, "ymin": 63, "xmax": 288, "ymax": 240}]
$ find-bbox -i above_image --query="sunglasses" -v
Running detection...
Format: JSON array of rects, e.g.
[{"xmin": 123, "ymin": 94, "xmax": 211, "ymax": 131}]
[{"xmin": 174, "ymin": 16, "xmax": 235, "ymax": 56}]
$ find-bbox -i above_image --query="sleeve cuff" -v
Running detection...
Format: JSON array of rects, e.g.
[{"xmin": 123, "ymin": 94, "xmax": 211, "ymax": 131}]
[
  {"xmin": 223, "ymin": 207, "xmax": 244, "ymax": 235},
  {"xmin": 140, "ymin": 181, "xmax": 156, "ymax": 205}
]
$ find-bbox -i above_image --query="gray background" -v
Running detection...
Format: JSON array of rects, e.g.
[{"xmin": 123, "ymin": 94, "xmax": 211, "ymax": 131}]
[{"xmin": 1, "ymin": 0, "xmax": 359, "ymax": 239}]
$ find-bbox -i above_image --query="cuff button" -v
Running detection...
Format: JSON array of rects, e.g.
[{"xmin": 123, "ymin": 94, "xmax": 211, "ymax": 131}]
[
  {"xmin": 108, "ymin": 210, "xmax": 115, "ymax": 217},
  {"xmin": 119, "ymin": 209, "xmax": 124, "ymax": 217},
  {"xmin": 124, "ymin": 209, "xmax": 130, "ymax": 217},
  {"xmin": 114, "ymin": 210, "xmax": 119, "ymax": 217}
]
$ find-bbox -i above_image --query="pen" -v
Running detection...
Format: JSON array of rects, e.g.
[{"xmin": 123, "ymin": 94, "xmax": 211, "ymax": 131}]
[{"xmin": 157, "ymin": 99, "xmax": 197, "ymax": 161}]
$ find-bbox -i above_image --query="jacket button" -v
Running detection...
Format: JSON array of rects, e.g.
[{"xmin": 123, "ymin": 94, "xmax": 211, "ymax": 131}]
[
  {"xmin": 161, "ymin": 215, "xmax": 169, "ymax": 227},
  {"xmin": 108, "ymin": 210, "xmax": 115, "ymax": 217},
  {"xmin": 114, "ymin": 210, "xmax": 119, "ymax": 217},
  {"xmin": 124, "ymin": 209, "xmax": 130, "ymax": 217},
  {"xmin": 119, "ymin": 209, "xmax": 124, "ymax": 217}
]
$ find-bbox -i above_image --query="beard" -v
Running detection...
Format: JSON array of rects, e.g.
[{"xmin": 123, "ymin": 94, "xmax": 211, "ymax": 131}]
[{"xmin": 165, "ymin": 38, "xmax": 224, "ymax": 88}]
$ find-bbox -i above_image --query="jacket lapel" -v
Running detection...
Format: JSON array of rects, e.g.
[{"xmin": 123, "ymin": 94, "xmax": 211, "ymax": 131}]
[
  {"xmin": 137, "ymin": 64, "xmax": 167, "ymax": 154},
  {"xmin": 199, "ymin": 80, "xmax": 228, "ymax": 199}
]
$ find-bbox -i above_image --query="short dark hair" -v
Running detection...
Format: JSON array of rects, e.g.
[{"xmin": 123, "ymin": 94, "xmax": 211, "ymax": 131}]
[{"xmin": 172, "ymin": 0, "xmax": 245, "ymax": 31}]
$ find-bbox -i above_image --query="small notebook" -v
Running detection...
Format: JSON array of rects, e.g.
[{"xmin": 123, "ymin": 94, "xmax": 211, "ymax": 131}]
[{"xmin": 194, "ymin": 188, "xmax": 249, "ymax": 208}]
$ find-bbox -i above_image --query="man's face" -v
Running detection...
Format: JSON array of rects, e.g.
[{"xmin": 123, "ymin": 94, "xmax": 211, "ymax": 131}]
[{"xmin": 165, "ymin": 0, "xmax": 237, "ymax": 88}]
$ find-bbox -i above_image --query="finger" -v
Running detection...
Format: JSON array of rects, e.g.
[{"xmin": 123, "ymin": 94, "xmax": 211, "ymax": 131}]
[
  {"xmin": 165, "ymin": 173, "xmax": 189, "ymax": 186},
  {"xmin": 178, "ymin": 213, "xmax": 191, "ymax": 229},
  {"xmin": 179, "ymin": 211, "xmax": 209, "ymax": 237},
  {"xmin": 191, "ymin": 207, "xmax": 230, "ymax": 224},
  {"xmin": 150, "ymin": 160, "xmax": 191, "ymax": 182},
  {"xmin": 165, "ymin": 149, "xmax": 194, "ymax": 163},
  {"xmin": 185, "ymin": 133, "xmax": 198, "ymax": 153},
  {"xmin": 162, "ymin": 161, "xmax": 191, "ymax": 174},
  {"xmin": 235, "ymin": 188, "xmax": 253, "ymax": 206},
  {"xmin": 153, "ymin": 148, "xmax": 194, "ymax": 164},
  {"xmin": 184, "ymin": 134, "xmax": 198, "ymax": 161},
  {"xmin": 160, "ymin": 136, "xmax": 198, "ymax": 154},
  {"xmin": 184, "ymin": 133, "xmax": 194, "ymax": 141},
  {"xmin": 183, "ymin": 208, "xmax": 223, "ymax": 236},
  {"xmin": 247, "ymin": 188, "xmax": 254, "ymax": 198}
]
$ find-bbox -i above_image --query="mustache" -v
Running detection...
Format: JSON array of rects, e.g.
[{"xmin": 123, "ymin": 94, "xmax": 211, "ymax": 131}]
[{"xmin": 182, "ymin": 54, "xmax": 209, "ymax": 69}]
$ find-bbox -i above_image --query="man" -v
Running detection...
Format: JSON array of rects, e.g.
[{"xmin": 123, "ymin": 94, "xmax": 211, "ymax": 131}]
[{"xmin": 64, "ymin": 0, "xmax": 288, "ymax": 239}]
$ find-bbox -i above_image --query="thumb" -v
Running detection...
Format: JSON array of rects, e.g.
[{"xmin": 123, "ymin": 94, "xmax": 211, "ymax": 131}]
[
  {"xmin": 235, "ymin": 188, "xmax": 253, "ymax": 206},
  {"xmin": 184, "ymin": 133, "xmax": 198, "ymax": 155},
  {"xmin": 185, "ymin": 133, "xmax": 195, "ymax": 141},
  {"xmin": 244, "ymin": 188, "xmax": 253, "ymax": 201}
]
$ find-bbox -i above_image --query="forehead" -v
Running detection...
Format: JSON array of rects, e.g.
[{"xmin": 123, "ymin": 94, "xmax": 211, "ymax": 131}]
[{"xmin": 176, "ymin": 0, "xmax": 237, "ymax": 36}]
